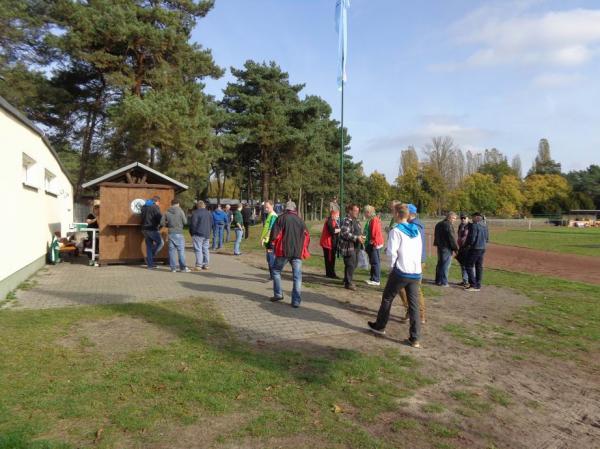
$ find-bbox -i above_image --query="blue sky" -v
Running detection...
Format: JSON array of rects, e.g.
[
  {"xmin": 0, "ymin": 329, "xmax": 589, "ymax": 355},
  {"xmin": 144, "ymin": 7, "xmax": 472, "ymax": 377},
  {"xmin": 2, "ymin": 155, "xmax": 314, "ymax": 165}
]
[{"xmin": 193, "ymin": 0, "xmax": 600, "ymax": 182}]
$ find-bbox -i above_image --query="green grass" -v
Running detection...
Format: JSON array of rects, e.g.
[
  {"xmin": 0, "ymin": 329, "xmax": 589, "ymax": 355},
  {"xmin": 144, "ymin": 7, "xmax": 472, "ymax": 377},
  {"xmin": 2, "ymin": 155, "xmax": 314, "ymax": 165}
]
[
  {"xmin": 449, "ymin": 390, "xmax": 493, "ymax": 415},
  {"xmin": 442, "ymin": 324, "xmax": 486, "ymax": 348},
  {"xmin": 0, "ymin": 299, "xmax": 431, "ymax": 449},
  {"xmin": 490, "ymin": 226, "xmax": 600, "ymax": 257},
  {"xmin": 486, "ymin": 386, "xmax": 511, "ymax": 407},
  {"xmin": 422, "ymin": 402, "xmax": 446, "ymax": 414}
]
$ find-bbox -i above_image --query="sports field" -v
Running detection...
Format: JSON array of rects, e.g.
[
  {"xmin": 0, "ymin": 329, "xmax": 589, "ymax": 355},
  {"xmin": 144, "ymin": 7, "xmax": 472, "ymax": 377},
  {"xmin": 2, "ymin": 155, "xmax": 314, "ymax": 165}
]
[{"xmin": 490, "ymin": 226, "xmax": 600, "ymax": 257}]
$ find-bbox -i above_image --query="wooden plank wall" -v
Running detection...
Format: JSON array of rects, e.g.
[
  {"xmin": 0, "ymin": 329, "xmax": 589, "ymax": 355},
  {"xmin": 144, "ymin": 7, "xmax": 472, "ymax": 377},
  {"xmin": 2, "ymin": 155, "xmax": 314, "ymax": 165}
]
[{"xmin": 98, "ymin": 184, "xmax": 174, "ymax": 264}]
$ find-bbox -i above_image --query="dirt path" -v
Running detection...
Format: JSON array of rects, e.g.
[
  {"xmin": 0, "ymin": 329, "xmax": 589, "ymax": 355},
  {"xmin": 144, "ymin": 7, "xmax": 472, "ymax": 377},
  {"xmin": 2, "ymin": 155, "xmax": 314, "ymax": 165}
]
[
  {"xmin": 485, "ymin": 243, "xmax": 600, "ymax": 285},
  {"xmin": 242, "ymin": 252, "xmax": 600, "ymax": 449}
]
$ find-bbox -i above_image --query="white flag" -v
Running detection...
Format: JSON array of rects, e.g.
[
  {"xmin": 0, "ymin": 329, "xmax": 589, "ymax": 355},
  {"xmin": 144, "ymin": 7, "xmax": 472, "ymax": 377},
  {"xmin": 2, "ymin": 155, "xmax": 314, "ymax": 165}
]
[{"xmin": 335, "ymin": 0, "xmax": 350, "ymax": 90}]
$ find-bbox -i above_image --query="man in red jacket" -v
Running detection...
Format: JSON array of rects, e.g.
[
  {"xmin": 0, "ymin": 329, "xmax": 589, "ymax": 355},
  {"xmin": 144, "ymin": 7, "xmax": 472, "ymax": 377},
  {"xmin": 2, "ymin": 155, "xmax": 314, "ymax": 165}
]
[
  {"xmin": 268, "ymin": 201, "xmax": 310, "ymax": 308},
  {"xmin": 320, "ymin": 209, "xmax": 340, "ymax": 279},
  {"xmin": 364, "ymin": 205, "xmax": 384, "ymax": 286}
]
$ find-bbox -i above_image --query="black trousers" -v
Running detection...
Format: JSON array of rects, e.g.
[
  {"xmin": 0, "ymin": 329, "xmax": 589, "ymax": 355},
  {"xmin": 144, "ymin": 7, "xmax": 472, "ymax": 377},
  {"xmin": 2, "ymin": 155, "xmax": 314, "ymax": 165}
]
[
  {"xmin": 323, "ymin": 248, "xmax": 337, "ymax": 277},
  {"xmin": 466, "ymin": 249, "xmax": 485, "ymax": 288},
  {"xmin": 243, "ymin": 222, "xmax": 250, "ymax": 239},
  {"xmin": 343, "ymin": 251, "xmax": 358, "ymax": 286},
  {"xmin": 374, "ymin": 269, "xmax": 421, "ymax": 342}
]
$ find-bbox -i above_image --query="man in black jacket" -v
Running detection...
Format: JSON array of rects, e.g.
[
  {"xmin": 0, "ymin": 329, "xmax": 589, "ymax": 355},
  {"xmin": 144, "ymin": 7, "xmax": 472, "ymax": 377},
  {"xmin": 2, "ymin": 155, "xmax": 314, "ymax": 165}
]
[
  {"xmin": 241, "ymin": 203, "xmax": 252, "ymax": 239},
  {"xmin": 140, "ymin": 196, "xmax": 164, "ymax": 269},
  {"xmin": 269, "ymin": 201, "xmax": 308, "ymax": 308},
  {"xmin": 464, "ymin": 212, "xmax": 489, "ymax": 292},
  {"xmin": 189, "ymin": 200, "xmax": 213, "ymax": 270},
  {"xmin": 433, "ymin": 211, "xmax": 458, "ymax": 286},
  {"xmin": 338, "ymin": 204, "xmax": 366, "ymax": 291}
]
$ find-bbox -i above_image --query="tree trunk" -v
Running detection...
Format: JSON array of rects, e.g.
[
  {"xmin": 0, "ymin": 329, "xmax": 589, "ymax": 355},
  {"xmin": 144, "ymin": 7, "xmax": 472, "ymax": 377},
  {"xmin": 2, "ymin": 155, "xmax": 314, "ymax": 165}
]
[
  {"xmin": 298, "ymin": 185, "xmax": 303, "ymax": 219},
  {"xmin": 260, "ymin": 147, "xmax": 270, "ymax": 201},
  {"xmin": 320, "ymin": 197, "xmax": 324, "ymax": 221},
  {"xmin": 75, "ymin": 84, "xmax": 104, "ymax": 200}
]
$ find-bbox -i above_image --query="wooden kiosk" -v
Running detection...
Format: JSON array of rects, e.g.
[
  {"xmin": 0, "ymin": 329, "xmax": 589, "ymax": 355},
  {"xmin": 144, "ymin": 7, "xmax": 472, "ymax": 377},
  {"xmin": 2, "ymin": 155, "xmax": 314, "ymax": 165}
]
[{"xmin": 81, "ymin": 162, "xmax": 188, "ymax": 265}]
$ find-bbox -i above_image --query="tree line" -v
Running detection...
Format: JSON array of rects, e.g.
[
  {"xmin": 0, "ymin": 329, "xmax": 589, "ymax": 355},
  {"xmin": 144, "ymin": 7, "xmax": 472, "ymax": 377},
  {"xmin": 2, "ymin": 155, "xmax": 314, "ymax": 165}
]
[
  {"xmin": 394, "ymin": 137, "xmax": 599, "ymax": 217},
  {"xmin": 1, "ymin": 1, "xmax": 597, "ymax": 217}
]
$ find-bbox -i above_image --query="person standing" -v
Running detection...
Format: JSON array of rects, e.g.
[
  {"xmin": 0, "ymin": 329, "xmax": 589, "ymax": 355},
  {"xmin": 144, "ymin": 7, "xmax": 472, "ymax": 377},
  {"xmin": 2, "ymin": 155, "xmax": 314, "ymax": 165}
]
[
  {"xmin": 329, "ymin": 195, "xmax": 340, "ymax": 213},
  {"xmin": 164, "ymin": 199, "xmax": 191, "ymax": 273},
  {"xmin": 338, "ymin": 204, "xmax": 365, "ymax": 291},
  {"xmin": 319, "ymin": 209, "xmax": 340, "ymax": 279},
  {"xmin": 363, "ymin": 205, "xmax": 384, "ymax": 286},
  {"xmin": 241, "ymin": 203, "xmax": 252, "ymax": 239},
  {"xmin": 232, "ymin": 205, "xmax": 244, "ymax": 256},
  {"xmin": 260, "ymin": 200, "xmax": 278, "ymax": 279},
  {"xmin": 464, "ymin": 212, "xmax": 489, "ymax": 292},
  {"xmin": 140, "ymin": 196, "xmax": 164, "ymax": 269},
  {"xmin": 457, "ymin": 214, "xmax": 471, "ymax": 287},
  {"xmin": 368, "ymin": 203, "xmax": 423, "ymax": 348},
  {"xmin": 189, "ymin": 200, "xmax": 213, "ymax": 270},
  {"xmin": 224, "ymin": 204, "xmax": 233, "ymax": 242},
  {"xmin": 433, "ymin": 211, "xmax": 458, "ymax": 286},
  {"xmin": 211, "ymin": 205, "xmax": 227, "ymax": 250},
  {"xmin": 399, "ymin": 204, "xmax": 427, "ymax": 323},
  {"xmin": 269, "ymin": 201, "xmax": 310, "ymax": 308}
]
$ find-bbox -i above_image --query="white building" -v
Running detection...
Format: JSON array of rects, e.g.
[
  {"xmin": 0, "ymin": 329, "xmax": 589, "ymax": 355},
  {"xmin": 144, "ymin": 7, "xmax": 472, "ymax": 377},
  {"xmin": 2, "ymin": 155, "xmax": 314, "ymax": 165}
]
[{"xmin": 0, "ymin": 96, "xmax": 74, "ymax": 299}]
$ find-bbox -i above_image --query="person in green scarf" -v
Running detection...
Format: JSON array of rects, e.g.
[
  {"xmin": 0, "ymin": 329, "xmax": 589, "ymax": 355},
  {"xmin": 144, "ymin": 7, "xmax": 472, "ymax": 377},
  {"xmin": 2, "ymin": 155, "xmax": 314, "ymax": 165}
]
[{"xmin": 260, "ymin": 200, "xmax": 278, "ymax": 280}]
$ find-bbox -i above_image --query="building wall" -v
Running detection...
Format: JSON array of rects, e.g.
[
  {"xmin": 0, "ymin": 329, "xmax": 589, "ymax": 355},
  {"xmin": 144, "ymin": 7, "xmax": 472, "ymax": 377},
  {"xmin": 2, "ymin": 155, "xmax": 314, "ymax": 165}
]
[{"xmin": 0, "ymin": 109, "xmax": 73, "ymax": 297}]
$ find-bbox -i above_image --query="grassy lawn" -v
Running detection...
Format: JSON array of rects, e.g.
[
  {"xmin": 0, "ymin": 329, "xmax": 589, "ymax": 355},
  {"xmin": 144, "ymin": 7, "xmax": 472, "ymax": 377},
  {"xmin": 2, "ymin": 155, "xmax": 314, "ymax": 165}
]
[
  {"xmin": 0, "ymin": 300, "xmax": 443, "ymax": 449},
  {"xmin": 490, "ymin": 226, "xmax": 600, "ymax": 257},
  {"xmin": 2, "ymin": 222, "xmax": 599, "ymax": 448}
]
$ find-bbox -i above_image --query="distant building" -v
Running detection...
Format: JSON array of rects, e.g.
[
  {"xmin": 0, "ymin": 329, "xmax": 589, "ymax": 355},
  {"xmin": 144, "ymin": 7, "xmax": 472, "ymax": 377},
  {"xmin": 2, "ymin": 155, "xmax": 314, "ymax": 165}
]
[
  {"xmin": 0, "ymin": 96, "xmax": 74, "ymax": 298},
  {"xmin": 562, "ymin": 210, "xmax": 600, "ymax": 227}
]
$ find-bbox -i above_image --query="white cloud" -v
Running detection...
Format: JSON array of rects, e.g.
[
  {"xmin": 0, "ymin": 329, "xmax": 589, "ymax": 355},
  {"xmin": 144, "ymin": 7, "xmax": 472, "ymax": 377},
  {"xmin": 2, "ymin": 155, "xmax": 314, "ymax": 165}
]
[
  {"xmin": 364, "ymin": 115, "xmax": 492, "ymax": 153},
  {"xmin": 532, "ymin": 72, "xmax": 584, "ymax": 88},
  {"xmin": 452, "ymin": 7, "xmax": 600, "ymax": 68}
]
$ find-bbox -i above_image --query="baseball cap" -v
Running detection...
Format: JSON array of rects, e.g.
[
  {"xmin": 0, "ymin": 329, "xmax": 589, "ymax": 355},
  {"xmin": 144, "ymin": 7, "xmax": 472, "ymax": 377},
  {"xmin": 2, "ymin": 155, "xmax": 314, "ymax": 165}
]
[{"xmin": 407, "ymin": 204, "xmax": 417, "ymax": 214}]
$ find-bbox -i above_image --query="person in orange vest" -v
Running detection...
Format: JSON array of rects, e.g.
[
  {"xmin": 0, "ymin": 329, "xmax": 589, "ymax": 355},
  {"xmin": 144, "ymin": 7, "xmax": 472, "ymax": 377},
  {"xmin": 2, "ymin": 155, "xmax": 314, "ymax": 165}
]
[
  {"xmin": 320, "ymin": 209, "xmax": 341, "ymax": 279},
  {"xmin": 363, "ymin": 205, "xmax": 384, "ymax": 286}
]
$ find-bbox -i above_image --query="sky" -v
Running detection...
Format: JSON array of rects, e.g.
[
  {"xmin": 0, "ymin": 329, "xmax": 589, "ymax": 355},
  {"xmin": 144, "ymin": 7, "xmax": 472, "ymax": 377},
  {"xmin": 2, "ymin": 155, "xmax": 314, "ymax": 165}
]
[{"xmin": 192, "ymin": 0, "xmax": 600, "ymax": 182}]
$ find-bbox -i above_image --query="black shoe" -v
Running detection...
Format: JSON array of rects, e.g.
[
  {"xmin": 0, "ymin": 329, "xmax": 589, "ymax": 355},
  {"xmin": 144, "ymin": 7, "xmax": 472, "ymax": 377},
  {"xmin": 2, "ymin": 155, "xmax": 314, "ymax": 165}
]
[
  {"xmin": 270, "ymin": 296, "xmax": 284, "ymax": 302},
  {"xmin": 291, "ymin": 302, "xmax": 300, "ymax": 308},
  {"xmin": 344, "ymin": 283, "xmax": 357, "ymax": 291},
  {"xmin": 367, "ymin": 321, "xmax": 386, "ymax": 335}
]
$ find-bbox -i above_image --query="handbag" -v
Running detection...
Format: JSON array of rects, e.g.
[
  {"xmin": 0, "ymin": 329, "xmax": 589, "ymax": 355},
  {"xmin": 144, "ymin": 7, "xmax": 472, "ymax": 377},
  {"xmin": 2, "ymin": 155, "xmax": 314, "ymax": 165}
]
[{"xmin": 358, "ymin": 249, "xmax": 369, "ymax": 269}]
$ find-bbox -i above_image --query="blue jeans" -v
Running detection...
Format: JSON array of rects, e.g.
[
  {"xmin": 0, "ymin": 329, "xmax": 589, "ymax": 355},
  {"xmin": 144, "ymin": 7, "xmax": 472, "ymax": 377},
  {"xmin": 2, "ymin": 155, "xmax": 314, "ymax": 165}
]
[
  {"xmin": 272, "ymin": 257, "xmax": 302, "ymax": 306},
  {"xmin": 460, "ymin": 264, "xmax": 469, "ymax": 283},
  {"xmin": 212, "ymin": 223, "xmax": 224, "ymax": 249},
  {"xmin": 224, "ymin": 222, "xmax": 230, "ymax": 242},
  {"xmin": 192, "ymin": 235, "xmax": 210, "ymax": 268},
  {"xmin": 233, "ymin": 228, "xmax": 243, "ymax": 255},
  {"xmin": 467, "ymin": 249, "xmax": 485, "ymax": 289},
  {"xmin": 266, "ymin": 250, "xmax": 276, "ymax": 279},
  {"xmin": 435, "ymin": 247, "xmax": 452, "ymax": 285},
  {"xmin": 168, "ymin": 233, "xmax": 187, "ymax": 271},
  {"xmin": 367, "ymin": 246, "xmax": 381, "ymax": 282},
  {"xmin": 143, "ymin": 230, "xmax": 164, "ymax": 268}
]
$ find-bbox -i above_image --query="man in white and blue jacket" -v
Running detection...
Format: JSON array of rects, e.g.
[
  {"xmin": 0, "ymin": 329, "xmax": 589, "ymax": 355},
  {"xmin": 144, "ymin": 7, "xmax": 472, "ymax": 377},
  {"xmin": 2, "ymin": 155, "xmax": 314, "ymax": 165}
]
[{"xmin": 368, "ymin": 203, "xmax": 423, "ymax": 348}]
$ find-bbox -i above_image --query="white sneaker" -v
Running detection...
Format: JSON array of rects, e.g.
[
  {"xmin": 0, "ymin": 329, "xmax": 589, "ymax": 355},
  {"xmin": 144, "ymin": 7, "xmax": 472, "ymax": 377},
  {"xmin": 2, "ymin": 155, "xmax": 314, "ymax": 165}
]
[
  {"xmin": 181, "ymin": 267, "xmax": 191, "ymax": 273},
  {"xmin": 365, "ymin": 280, "xmax": 380, "ymax": 286}
]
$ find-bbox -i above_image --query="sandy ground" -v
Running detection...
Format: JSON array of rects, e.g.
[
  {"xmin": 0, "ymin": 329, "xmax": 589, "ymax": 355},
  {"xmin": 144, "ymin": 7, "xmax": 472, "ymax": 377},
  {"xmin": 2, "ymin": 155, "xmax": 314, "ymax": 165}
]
[{"xmin": 240, "ymin": 251, "xmax": 600, "ymax": 449}]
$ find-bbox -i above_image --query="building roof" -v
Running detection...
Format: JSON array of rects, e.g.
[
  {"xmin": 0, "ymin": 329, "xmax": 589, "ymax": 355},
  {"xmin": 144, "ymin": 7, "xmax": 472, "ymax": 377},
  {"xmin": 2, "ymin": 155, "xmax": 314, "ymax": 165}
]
[
  {"xmin": 81, "ymin": 161, "xmax": 188, "ymax": 192},
  {"xmin": 0, "ymin": 95, "xmax": 73, "ymax": 184}
]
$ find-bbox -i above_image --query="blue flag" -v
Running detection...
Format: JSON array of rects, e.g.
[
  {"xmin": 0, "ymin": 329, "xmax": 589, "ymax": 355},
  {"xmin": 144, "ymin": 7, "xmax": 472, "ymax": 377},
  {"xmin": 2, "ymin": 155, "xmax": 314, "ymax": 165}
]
[{"xmin": 335, "ymin": 0, "xmax": 350, "ymax": 90}]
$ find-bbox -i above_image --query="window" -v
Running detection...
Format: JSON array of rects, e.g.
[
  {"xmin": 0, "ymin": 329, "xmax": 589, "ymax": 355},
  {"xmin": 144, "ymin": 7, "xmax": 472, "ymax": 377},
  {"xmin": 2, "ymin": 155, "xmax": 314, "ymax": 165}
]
[
  {"xmin": 22, "ymin": 153, "xmax": 38, "ymax": 190},
  {"xmin": 45, "ymin": 169, "xmax": 57, "ymax": 196}
]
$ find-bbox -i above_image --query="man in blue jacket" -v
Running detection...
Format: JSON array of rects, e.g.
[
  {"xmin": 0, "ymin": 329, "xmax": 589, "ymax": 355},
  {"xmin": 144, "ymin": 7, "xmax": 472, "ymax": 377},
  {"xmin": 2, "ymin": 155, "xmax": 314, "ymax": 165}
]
[
  {"xmin": 211, "ymin": 205, "xmax": 227, "ymax": 250},
  {"xmin": 190, "ymin": 200, "xmax": 213, "ymax": 270},
  {"xmin": 140, "ymin": 196, "xmax": 164, "ymax": 269},
  {"xmin": 464, "ymin": 212, "xmax": 489, "ymax": 292}
]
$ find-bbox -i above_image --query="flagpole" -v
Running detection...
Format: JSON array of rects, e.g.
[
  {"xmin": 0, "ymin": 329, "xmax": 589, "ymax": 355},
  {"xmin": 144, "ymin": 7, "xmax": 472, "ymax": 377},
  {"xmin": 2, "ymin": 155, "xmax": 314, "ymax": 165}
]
[{"xmin": 340, "ymin": 57, "xmax": 344, "ymax": 208}]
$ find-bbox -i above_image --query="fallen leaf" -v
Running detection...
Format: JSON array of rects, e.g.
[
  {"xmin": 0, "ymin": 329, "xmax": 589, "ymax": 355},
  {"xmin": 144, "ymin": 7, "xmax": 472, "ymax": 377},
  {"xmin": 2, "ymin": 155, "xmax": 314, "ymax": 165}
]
[
  {"xmin": 331, "ymin": 404, "xmax": 343, "ymax": 414},
  {"xmin": 94, "ymin": 428, "xmax": 104, "ymax": 444},
  {"xmin": 235, "ymin": 393, "xmax": 245, "ymax": 400},
  {"xmin": 264, "ymin": 385, "xmax": 272, "ymax": 391}
]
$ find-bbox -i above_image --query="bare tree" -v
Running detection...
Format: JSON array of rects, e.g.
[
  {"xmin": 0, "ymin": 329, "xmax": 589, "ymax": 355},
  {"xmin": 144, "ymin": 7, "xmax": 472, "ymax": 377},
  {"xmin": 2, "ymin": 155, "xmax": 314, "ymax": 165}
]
[
  {"xmin": 511, "ymin": 155, "xmax": 522, "ymax": 179},
  {"xmin": 423, "ymin": 136, "xmax": 456, "ymax": 180},
  {"xmin": 398, "ymin": 145, "xmax": 419, "ymax": 178},
  {"xmin": 465, "ymin": 150, "xmax": 483, "ymax": 176}
]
